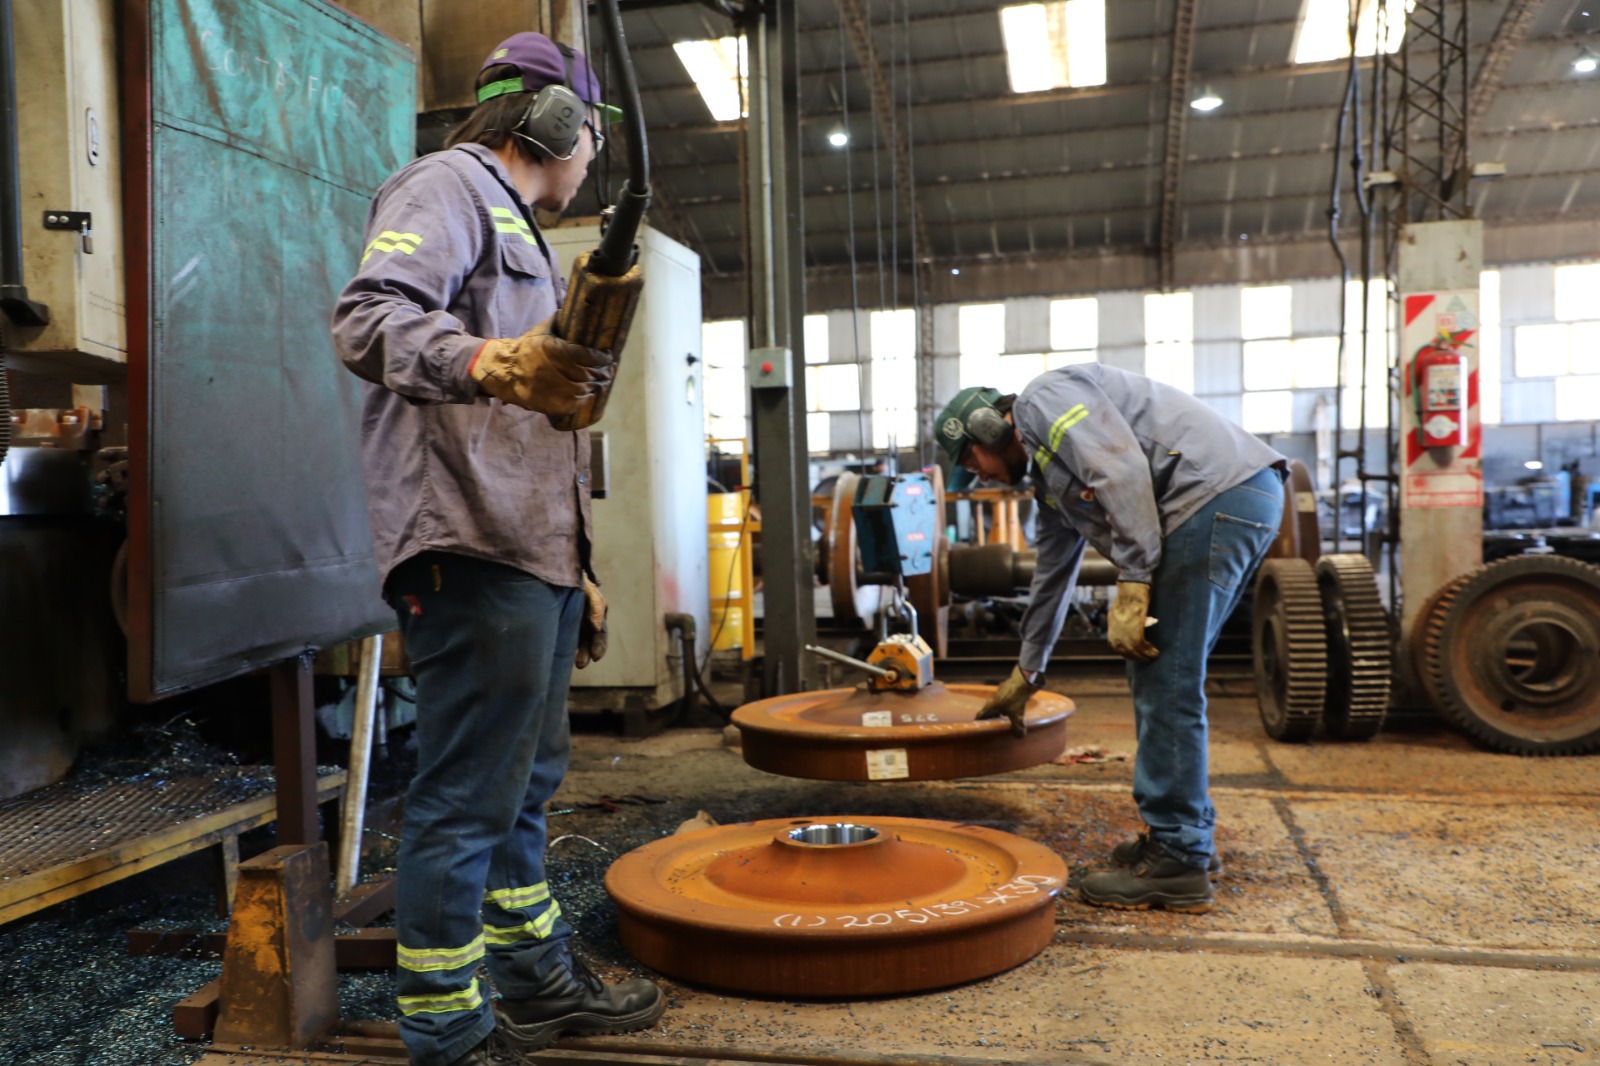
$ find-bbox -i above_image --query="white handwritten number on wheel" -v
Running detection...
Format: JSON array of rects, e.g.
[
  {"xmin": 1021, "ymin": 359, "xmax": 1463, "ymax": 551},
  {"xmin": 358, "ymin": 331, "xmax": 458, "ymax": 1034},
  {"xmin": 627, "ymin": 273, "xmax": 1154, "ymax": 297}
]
[{"xmin": 769, "ymin": 875, "xmax": 1060, "ymax": 928}]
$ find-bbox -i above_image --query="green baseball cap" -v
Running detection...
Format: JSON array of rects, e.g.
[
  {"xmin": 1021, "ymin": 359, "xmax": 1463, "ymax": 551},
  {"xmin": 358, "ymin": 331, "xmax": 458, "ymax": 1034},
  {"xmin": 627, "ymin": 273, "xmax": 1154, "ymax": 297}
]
[{"xmin": 934, "ymin": 386, "xmax": 1005, "ymax": 464}]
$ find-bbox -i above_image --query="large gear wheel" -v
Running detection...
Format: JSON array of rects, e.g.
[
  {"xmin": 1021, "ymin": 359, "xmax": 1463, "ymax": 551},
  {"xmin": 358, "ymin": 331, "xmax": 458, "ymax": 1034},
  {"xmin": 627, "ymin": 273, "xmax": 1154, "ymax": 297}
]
[
  {"xmin": 1252, "ymin": 558, "xmax": 1329, "ymax": 742},
  {"xmin": 1421, "ymin": 555, "xmax": 1600, "ymax": 756},
  {"xmin": 1316, "ymin": 554, "xmax": 1392, "ymax": 740}
]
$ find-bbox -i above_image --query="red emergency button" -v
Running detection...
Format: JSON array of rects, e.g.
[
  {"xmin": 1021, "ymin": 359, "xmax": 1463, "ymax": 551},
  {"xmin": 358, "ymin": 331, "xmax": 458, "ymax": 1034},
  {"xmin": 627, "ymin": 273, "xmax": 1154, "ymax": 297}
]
[{"xmin": 761, "ymin": 360, "xmax": 774, "ymax": 374}]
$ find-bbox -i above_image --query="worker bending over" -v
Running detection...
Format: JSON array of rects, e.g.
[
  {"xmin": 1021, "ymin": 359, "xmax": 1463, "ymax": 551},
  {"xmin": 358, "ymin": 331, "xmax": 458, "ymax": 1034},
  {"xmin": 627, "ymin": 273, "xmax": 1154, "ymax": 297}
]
[
  {"xmin": 937, "ymin": 365, "xmax": 1285, "ymax": 912},
  {"xmin": 331, "ymin": 31, "xmax": 662, "ymax": 1066}
]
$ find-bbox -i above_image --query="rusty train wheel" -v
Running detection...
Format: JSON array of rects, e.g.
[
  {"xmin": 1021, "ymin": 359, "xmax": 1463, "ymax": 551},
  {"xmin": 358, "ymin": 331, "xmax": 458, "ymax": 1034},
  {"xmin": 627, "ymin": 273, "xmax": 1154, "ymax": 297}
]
[
  {"xmin": 605, "ymin": 816, "xmax": 1067, "ymax": 996},
  {"xmin": 1316, "ymin": 554, "xmax": 1392, "ymax": 740},
  {"xmin": 1421, "ymin": 556, "xmax": 1600, "ymax": 755},
  {"xmin": 731, "ymin": 683, "xmax": 1072, "ymax": 780},
  {"xmin": 1252, "ymin": 558, "xmax": 1328, "ymax": 742}
]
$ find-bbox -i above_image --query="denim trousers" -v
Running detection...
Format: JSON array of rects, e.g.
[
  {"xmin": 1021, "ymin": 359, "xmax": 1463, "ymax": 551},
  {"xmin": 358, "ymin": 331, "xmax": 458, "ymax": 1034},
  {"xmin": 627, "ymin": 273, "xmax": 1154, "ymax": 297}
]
[
  {"xmin": 1127, "ymin": 467, "xmax": 1284, "ymax": 868},
  {"xmin": 384, "ymin": 551, "xmax": 583, "ymax": 1066}
]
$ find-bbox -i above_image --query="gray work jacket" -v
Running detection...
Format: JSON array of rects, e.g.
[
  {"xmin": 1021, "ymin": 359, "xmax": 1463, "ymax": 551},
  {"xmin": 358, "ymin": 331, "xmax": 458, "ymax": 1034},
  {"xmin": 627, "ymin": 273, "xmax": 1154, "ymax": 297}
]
[
  {"xmin": 331, "ymin": 144, "xmax": 592, "ymax": 588},
  {"xmin": 1013, "ymin": 364, "xmax": 1284, "ymax": 672}
]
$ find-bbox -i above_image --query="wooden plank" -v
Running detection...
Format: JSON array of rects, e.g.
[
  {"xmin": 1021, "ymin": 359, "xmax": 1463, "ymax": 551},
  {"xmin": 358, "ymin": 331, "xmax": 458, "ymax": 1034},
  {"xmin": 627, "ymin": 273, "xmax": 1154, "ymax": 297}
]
[{"xmin": 0, "ymin": 775, "xmax": 344, "ymax": 925}]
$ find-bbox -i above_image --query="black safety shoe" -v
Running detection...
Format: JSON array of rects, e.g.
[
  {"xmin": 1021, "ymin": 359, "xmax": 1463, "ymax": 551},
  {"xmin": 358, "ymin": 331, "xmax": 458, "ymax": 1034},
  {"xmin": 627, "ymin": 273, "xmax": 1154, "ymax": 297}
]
[
  {"xmin": 494, "ymin": 953, "xmax": 665, "ymax": 1052},
  {"xmin": 1079, "ymin": 846, "xmax": 1214, "ymax": 912},
  {"xmin": 1111, "ymin": 831, "xmax": 1222, "ymax": 878},
  {"xmin": 441, "ymin": 1028, "xmax": 529, "ymax": 1066}
]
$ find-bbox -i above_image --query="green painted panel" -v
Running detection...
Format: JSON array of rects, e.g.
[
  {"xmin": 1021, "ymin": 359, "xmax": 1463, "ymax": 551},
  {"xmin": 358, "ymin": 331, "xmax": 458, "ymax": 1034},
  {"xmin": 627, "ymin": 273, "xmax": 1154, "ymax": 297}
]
[{"xmin": 144, "ymin": 0, "xmax": 413, "ymax": 695}]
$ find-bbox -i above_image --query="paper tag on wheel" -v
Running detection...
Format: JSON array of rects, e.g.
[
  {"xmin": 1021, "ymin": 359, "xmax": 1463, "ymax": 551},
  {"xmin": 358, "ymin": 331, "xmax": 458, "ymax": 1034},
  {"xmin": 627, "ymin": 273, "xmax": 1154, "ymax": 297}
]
[
  {"xmin": 865, "ymin": 748, "xmax": 910, "ymax": 780},
  {"xmin": 861, "ymin": 711, "xmax": 893, "ymax": 728}
]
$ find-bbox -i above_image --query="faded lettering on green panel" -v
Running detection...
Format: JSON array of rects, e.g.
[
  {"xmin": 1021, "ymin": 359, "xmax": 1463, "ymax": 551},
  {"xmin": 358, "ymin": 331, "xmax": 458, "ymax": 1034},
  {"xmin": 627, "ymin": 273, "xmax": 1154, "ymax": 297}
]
[{"xmin": 154, "ymin": 0, "xmax": 412, "ymax": 195}]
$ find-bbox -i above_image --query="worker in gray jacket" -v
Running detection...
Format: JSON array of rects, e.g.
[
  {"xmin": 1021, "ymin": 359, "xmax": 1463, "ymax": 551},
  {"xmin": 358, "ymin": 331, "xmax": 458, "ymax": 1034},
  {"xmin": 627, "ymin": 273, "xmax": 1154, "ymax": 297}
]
[
  {"xmin": 936, "ymin": 365, "xmax": 1285, "ymax": 912},
  {"xmin": 332, "ymin": 31, "xmax": 662, "ymax": 1066}
]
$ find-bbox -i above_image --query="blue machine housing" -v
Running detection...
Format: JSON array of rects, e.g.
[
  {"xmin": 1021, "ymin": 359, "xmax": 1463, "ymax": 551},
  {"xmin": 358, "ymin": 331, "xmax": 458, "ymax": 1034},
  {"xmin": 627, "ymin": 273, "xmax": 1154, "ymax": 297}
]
[{"xmin": 852, "ymin": 473, "xmax": 938, "ymax": 582}]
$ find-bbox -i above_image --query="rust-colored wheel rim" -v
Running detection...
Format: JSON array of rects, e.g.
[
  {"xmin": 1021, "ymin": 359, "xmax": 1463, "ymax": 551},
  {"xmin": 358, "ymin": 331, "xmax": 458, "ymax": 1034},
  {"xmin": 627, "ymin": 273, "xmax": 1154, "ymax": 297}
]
[
  {"xmin": 731, "ymin": 683, "xmax": 1071, "ymax": 780},
  {"xmin": 826, "ymin": 472, "xmax": 881, "ymax": 627},
  {"xmin": 605, "ymin": 816, "xmax": 1066, "ymax": 996}
]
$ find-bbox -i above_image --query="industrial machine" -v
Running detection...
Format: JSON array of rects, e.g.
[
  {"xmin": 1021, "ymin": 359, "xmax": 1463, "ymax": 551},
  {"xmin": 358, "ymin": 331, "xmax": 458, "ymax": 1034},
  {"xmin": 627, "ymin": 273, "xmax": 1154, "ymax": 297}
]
[{"xmin": 546, "ymin": 222, "xmax": 709, "ymax": 733}]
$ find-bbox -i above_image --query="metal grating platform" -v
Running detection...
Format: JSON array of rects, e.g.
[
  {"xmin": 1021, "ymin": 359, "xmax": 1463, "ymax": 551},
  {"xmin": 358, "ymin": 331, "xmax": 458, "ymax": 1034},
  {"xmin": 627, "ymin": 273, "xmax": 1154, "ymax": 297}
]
[{"xmin": 0, "ymin": 769, "xmax": 345, "ymax": 925}]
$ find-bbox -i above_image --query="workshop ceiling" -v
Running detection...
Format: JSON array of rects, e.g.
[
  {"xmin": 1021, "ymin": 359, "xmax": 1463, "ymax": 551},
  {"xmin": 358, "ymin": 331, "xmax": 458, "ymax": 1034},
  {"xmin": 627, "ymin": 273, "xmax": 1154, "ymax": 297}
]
[{"xmin": 602, "ymin": 0, "xmax": 1600, "ymax": 305}]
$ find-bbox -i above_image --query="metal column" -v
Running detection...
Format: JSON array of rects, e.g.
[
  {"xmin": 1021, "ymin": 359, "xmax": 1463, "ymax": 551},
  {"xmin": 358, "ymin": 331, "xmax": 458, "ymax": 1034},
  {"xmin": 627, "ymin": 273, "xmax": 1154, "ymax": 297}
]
[{"xmin": 744, "ymin": 3, "xmax": 816, "ymax": 695}]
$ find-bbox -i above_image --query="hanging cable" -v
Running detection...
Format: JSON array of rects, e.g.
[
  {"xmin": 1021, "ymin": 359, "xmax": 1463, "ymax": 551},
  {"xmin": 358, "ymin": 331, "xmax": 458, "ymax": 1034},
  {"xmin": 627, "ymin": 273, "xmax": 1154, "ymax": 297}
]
[{"xmin": 1327, "ymin": 0, "xmax": 1361, "ymax": 554}]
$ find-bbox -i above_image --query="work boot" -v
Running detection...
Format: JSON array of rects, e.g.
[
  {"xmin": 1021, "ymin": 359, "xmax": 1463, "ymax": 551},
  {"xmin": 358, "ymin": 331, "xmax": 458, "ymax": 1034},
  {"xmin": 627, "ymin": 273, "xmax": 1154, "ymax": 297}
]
[
  {"xmin": 494, "ymin": 952, "xmax": 665, "ymax": 1052},
  {"xmin": 1111, "ymin": 831, "xmax": 1223, "ymax": 878},
  {"xmin": 440, "ymin": 1028, "xmax": 528, "ymax": 1066},
  {"xmin": 1079, "ymin": 842, "xmax": 1213, "ymax": 912}
]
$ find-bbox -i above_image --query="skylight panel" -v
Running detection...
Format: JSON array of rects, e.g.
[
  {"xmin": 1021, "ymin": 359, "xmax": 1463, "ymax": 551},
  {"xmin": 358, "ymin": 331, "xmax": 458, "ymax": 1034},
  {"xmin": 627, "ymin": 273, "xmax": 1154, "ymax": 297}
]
[
  {"xmin": 1000, "ymin": 0, "xmax": 1106, "ymax": 93},
  {"xmin": 674, "ymin": 37, "xmax": 748, "ymax": 122},
  {"xmin": 1292, "ymin": 0, "xmax": 1409, "ymax": 65}
]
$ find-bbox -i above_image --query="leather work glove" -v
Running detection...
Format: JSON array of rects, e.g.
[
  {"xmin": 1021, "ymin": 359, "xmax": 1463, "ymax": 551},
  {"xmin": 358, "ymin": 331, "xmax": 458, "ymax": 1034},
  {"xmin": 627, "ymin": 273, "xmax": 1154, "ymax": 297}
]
[
  {"xmin": 470, "ymin": 316, "xmax": 615, "ymax": 418},
  {"xmin": 1108, "ymin": 580, "xmax": 1160, "ymax": 663},
  {"xmin": 575, "ymin": 574, "xmax": 608, "ymax": 669},
  {"xmin": 977, "ymin": 664, "xmax": 1040, "ymax": 738}
]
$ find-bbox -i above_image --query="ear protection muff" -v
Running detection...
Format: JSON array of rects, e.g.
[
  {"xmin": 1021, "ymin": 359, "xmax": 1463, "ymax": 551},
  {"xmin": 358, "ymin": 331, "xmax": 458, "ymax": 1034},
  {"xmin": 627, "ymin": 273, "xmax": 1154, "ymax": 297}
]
[
  {"xmin": 516, "ymin": 44, "xmax": 585, "ymax": 160},
  {"xmin": 966, "ymin": 404, "xmax": 1014, "ymax": 450}
]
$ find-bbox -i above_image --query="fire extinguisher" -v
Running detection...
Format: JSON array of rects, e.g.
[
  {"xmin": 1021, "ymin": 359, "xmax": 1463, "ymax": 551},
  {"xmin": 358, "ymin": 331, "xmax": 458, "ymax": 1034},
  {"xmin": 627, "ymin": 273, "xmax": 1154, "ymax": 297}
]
[{"xmin": 1413, "ymin": 344, "xmax": 1468, "ymax": 448}]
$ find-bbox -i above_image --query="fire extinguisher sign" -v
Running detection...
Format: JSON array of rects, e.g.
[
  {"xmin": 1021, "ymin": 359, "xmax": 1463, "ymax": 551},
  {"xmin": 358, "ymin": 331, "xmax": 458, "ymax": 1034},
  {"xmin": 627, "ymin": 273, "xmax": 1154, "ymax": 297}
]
[{"xmin": 1401, "ymin": 290, "xmax": 1484, "ymax": 510}]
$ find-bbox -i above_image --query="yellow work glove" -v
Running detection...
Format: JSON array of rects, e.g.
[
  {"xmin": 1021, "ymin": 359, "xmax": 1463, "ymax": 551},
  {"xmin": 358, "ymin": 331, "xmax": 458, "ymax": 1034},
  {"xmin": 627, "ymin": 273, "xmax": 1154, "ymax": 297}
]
[
  {"xmin": 1108, "ymin": 580, "xmax": 1160, "ymax": 663},
  {"xmin": 575, "ymin": 574, "xmax": 608, "ymax": 669},
  {"xmin": 977, "ymin": 664, "xmax": 1040, "ymax": 738},
  {"xmin": 469, "ymin": 316, "xmax": 614, "ymax": 418}
]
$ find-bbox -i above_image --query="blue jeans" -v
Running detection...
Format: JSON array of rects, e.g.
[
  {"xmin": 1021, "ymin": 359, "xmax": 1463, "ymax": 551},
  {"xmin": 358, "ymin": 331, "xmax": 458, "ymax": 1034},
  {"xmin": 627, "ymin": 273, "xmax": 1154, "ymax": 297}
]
[
  {"xmin": 1128, "ymin": 468, "xmax": 1284, "ymax": 868},
  {"xmin": 384, "ymin": 552, "xmax": 583, "ymax": 1066}
]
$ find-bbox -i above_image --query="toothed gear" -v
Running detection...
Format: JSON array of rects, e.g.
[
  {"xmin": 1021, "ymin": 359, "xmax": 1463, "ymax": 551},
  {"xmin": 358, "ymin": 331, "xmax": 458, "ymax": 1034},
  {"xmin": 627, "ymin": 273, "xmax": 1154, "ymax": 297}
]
[
  {"xmin": 1315, "ymin": 554, "xmax": 1393, "ymax": 740},
  {"xmin": 1421, "ymin": 555, "xmax": 1600, "ymax": 756},
  {"xmin": 1252, "ymin": 558, "xmax": 1328, "ymax": 742}
]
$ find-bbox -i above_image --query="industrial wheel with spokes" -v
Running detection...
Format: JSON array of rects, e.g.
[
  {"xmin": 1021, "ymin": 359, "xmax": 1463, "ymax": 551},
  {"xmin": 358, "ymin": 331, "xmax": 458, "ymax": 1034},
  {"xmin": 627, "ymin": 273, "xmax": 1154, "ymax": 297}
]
[
  {"xmin": 1316, "ymin": 554, "xmax": 1393, "ymax": 740},
  {"xmin": 1252, "ymin": 558, "xmax": 1329, "ymax": 742},
  {"xmin": 1421, "ymin": 555, "xmax": 1600, "ymax": 756}
]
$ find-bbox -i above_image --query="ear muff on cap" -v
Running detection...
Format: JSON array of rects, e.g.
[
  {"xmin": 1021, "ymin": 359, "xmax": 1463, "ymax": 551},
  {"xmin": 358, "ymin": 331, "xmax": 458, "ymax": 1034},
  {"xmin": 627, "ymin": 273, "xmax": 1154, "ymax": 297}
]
[{"xmin": 514, "ymin": 43, "xmax": 586, "ymax": 160}]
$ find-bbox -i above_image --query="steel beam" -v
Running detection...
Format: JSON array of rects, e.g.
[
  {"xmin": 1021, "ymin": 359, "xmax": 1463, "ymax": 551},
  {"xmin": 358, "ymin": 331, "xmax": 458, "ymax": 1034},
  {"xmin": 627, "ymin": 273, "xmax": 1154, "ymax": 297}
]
[
  {"xmin": 1158, "ymin": 0, "xmax": 1199, "ymax": 293},
  {"xmin": 743, "ymin": 2, "xmax": 816, "ymax": 695}
]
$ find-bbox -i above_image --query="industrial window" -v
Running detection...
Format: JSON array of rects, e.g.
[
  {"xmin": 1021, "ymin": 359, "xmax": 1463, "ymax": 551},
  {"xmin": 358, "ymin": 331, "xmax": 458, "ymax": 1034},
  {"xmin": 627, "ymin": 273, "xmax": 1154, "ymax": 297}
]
[
  {"xmin": 999, "ymin": 0, "xmax": 1106, "ymax": 93},
  {"xmin": 1240, "ymin": 285, "xmax": 1292, "ymax": 341},
  {"xmin": 957, "ymin": 303, "xmax": 1006, "ymax": 390},
  {"xmin": 1292, "ymin": 0, "xmax": 1406, "ymax": 65},
  {"xmin": 1143, "ymin": 292, "xmax": 1195, "ymax": 394},
  {"xmin": 1514, "ymin": 323, "xmax": 1588, "ymax": 379},
  {"xmin": 702, "ymin": 319, "xmax": 748, "ymax": 443},
  {"xmin": 807, "ymin": 412, "xmax": 831, "ymax": 454},
  {"xmin": 806, "ymin": 364, "xmax": 862, "ymax": 413},
  {"xmin": 803, "ymin": 313, "xmax": 829, "ymax": 365},
  {"xmin": 1553, "ymin": 262, "xmax": 1600, "ymax": 322},
  {"xmin": 1241, "ymin": 391, "xmax": 1294, "ymax": 435},
  {"xmin": 1049, "ymin": 297, "xmax": 1098, "ymax": 355},
  {"xmin": 871, "ymin": 309, "xmax": 918, "ymax": 450},
  {"xmin": 1479, "ymin": 270, "xmax": 1502, "ymax": 425},
  {"xmin": 673, "ymin": 37, "xmax": 747, "ymax": 122},
  {"xmin": 1555, "ymin": 375, "xmax": 1600, "ymax": 422},
  {"xmin": 1341, "ymin": 279, "xmax": 1392, "ymax": 429}
]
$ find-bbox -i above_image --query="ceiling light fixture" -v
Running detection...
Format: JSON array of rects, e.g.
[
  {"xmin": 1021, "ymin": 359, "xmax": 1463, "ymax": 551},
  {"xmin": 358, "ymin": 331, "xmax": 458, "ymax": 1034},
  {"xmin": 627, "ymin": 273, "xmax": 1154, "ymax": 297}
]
[
  {"xmin": 1189, "ymin": 85, "xmax": 1223, "ymax": 111},
  {"xmin": 828, "ymin": 128, "xmax": 850, "ymax": 148},
  {"xmin": 1574, "ymin": 47, "xmax": 1599, "ymax": 74}
]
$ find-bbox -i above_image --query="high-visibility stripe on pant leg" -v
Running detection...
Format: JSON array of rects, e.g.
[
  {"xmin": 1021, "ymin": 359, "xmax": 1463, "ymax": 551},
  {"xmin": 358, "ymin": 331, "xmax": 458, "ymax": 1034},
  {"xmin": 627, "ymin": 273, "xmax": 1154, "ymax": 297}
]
[
  {"xmin": 484, "ymin": 901, "xmax": 564, "ymax": 945},
  {"xmin": 397, "ymin": 977, "xmax": 484, "ymax": 1017},
  {"xmin": 396, "ymin": 933, "xmax": 485, "ymax": 974}
]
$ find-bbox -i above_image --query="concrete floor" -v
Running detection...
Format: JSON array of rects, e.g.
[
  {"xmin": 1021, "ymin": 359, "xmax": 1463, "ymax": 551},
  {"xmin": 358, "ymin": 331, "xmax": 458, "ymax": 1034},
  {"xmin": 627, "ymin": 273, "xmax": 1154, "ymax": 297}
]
[{"xmin": 548, "ymin": 677, "xmax": 1600, "ymax": 1066}]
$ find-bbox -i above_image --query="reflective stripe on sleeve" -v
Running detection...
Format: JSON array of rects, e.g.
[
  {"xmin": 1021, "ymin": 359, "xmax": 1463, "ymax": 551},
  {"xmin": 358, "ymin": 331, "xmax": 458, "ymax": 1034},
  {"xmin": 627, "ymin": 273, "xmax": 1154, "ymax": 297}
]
[
  {"xmin": 396, "ymin": 934, "xmax": 485, "ymax": 974},
  {"xmin": 360, "ymin": 230, "xmax": 424, "ymax": 265},
  {"xmin": 1049, "ymin": 404, "xmax": 1089, "ymax": 451}
]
